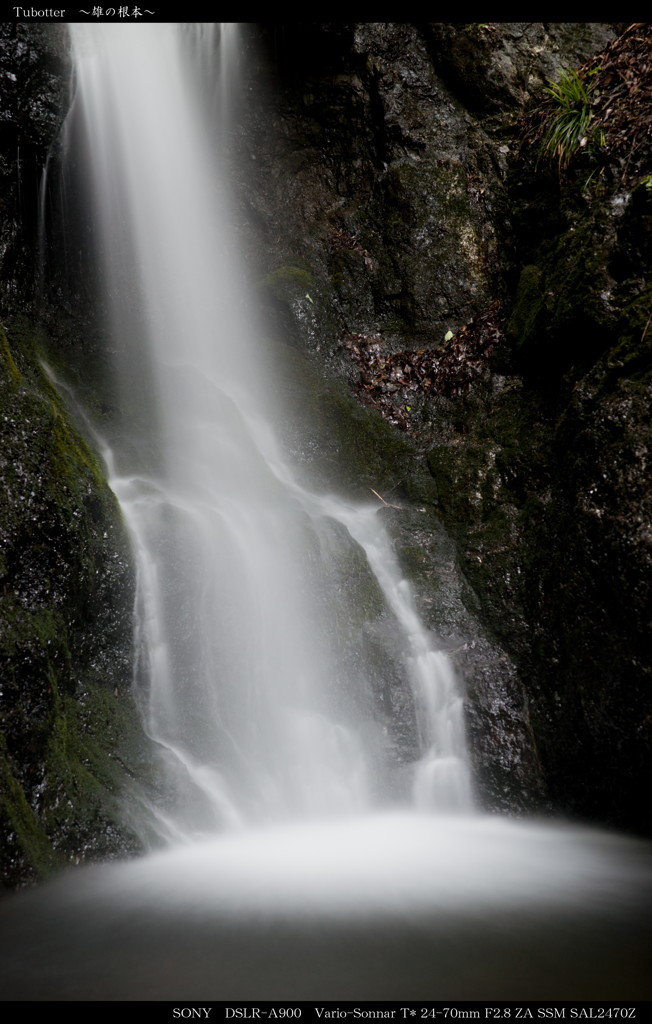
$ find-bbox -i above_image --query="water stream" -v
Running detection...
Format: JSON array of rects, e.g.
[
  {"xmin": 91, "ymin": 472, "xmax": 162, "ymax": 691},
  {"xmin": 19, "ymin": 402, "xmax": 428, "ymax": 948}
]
[
  {"xmin": 66, "ymin": 21, "xmax": 472, "ymax": 836},
  {"xmin": 1, "ymin": 23, "xmax": 650, "ymax": 1001}
]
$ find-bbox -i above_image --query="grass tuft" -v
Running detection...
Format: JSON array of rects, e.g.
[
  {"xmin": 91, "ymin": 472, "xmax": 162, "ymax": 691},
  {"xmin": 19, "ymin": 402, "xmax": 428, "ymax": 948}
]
[{"xmin": 540, "ymin": 68, "xmax": 603, "ymax": 173}]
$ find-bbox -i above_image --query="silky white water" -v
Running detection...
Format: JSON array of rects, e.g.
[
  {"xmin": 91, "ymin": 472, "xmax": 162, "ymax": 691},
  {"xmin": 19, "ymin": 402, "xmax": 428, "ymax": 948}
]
[
  {"xmin": 3, "ymin": 22, "xmax": 649, "ymax": 1000},
  {"xmin": 67, "ymin": 21, "xmax": 472, "ymax": 836}
]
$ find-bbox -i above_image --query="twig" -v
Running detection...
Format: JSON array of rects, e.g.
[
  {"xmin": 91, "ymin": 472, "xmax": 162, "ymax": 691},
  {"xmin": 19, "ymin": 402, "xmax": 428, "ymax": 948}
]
[{"xmin": 370, "ymin": 488, "xmax": 404, "ymax": 510}]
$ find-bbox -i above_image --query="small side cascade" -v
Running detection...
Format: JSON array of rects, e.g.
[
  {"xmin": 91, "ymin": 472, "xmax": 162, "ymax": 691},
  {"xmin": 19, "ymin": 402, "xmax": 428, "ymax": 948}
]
[{"xmin": 313, "ymin": 494, "xmax": 473, "ymax": 812}]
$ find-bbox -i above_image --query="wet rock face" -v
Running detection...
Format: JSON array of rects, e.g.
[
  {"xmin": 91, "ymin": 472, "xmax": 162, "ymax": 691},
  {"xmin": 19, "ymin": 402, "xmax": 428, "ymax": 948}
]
[
  {"xmin": 529, "ymin": 352, "xmax": 652, "ymax": 834},
  {"xmin": 423, "ymin": 23, "xmax": 615, "ymax": 113},
  {"xmin": 0, "ymin": 317, "xmax": 145, "ymax": 888},
  {"xmin": 0, "ymin": 28, "xmax": 146, "ymax": 887},
  {"xmin": 0, "ymin": 24, "xmax": 67, "ymax": 311},
  {"xmin": 240, "ymin": 22, "xmax": 650, "ymax": 834},
  {"xmin": 486, "ymin": 26, "xmax": 651, "ymax": 835},
  {"xmin": 238, "ymin": 23, "xmax": 561, "ymax": 814},
  {"xmin": 241, "ymin": 22, "xmax": 504, "ymax": 358}
]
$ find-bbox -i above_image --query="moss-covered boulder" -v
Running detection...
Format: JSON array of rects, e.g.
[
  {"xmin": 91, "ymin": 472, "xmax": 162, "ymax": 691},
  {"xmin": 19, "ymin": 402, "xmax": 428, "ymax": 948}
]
[{"xmin": 0, "ymin": 318, "xmax": 146, "ymax": 887}]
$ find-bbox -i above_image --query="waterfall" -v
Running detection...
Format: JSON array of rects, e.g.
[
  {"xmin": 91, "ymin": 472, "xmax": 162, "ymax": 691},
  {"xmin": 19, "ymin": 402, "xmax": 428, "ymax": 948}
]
[
  {"xmin": 2, "ymin": 21, "xmax": 649, "ymax": 1003},
  {"xmin": 67, "ymin": 22, "xmax": 472, "ymax": 839}
]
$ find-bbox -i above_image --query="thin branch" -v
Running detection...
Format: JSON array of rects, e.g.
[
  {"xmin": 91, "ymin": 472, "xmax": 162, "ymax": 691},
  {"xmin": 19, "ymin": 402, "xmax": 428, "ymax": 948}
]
[{"xmin": 370, "ymin": 488, "xmax": 404, "ymax": 510}]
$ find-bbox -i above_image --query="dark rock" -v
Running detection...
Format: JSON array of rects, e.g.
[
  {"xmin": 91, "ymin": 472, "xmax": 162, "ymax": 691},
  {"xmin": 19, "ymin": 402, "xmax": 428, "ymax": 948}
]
[
  {"xmin": 0, "ymin": 26, "xmax": 147, "ymax": 886},
  {"xmin": 422, "ymin": 23, "xmax": 615, "ymax": 114},
  {"xmin": 240, "ymin": 22, "xmax": 650, "ymax": 834}
]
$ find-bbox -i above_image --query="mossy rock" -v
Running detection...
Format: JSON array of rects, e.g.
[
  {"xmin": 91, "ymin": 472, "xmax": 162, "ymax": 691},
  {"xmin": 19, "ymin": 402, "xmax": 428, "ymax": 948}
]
[
  {"xmin": 0, "ymin": 317, "xmax": 148, "ymax": 886},
  {"xmin": 260, "ymin": 263, "xmax": 315, "ymax": 301}
]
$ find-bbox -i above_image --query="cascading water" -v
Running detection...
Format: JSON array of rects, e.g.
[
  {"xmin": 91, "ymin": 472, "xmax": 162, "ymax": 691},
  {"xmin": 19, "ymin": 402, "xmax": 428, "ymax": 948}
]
[
  {"xmin": 66, "ymin": 21, "xmax": 472, "ymax": 837},
  {"xmin": 1, "ymin": 22, "xmax": 651, "ymax": 1001}
]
